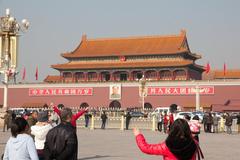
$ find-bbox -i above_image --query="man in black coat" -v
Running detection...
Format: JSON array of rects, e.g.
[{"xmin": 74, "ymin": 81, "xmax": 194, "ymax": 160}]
[
  {"xmin": 125, "ymin": 112, "xmax": 132, "ymax": 130},
  {"xmin": 44, "ymin": 108, "xmax": 78, "ymax": 160},
  {"xmin": 101, "ymin": 111, "xmax": 108, "ymax": 129}
]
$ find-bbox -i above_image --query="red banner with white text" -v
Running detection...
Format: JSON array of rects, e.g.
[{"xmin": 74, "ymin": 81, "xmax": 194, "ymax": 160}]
[
  {"xmin": 147, "ymin": 86, "xmax": 214, "ymax": 95},
  {"xmin": 29, "ymin": 88, "xmax": 93, "ymax": 96}
]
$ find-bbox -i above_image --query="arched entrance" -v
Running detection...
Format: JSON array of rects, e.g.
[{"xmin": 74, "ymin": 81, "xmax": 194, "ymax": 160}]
[
  {"xmin": 120, "ymin": 72, "xmax": 128, "ymax": 81},
  {"xmin": 109, "ymin": 100, "xmax": 121, "ymax": 109},
  {"xmin": 144, "ymin": 102, "xmax": 153, "ymax": 109},
  {"xmin": 80, "ymin": 102, "xmax": 89, "ymax": 108},
  {"xmin": 132, "ymin": 71, "xmax": 143, "ymax": 80},
  {"xmin": 100, "ymin": 71, "xmax": 111, "ymax": 81},
  {"xmin": 113, "ymin": 71, "xmax": 128, "ymax": 81}
]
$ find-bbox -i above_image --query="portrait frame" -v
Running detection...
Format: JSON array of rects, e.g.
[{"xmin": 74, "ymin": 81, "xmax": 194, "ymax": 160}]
[{"xmin": 109, "ymin": 84, "xmax": 121, "ymax": 100}]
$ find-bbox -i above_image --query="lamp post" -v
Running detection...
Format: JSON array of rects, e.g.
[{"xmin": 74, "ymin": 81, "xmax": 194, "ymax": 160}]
[
  {"xmin": 0, "ymin": 8, "xmax": 29, "ymax": 110},
  {"xmin": 139, "ymin": 75, "xmax": 147, "ymax": 110},
  {"xmin": 195, "ymin": 85, "xmax": 200, "ymax": 111}
]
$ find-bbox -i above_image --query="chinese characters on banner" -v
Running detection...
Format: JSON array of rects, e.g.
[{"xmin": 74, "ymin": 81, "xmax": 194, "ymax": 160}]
[
  {"xmin": 29, "ymin": 88, "xmax": 93, "ymax": 96},
  {"xmin": 147, "ymin": 86, "xmax": 214, "ymax": 95}
]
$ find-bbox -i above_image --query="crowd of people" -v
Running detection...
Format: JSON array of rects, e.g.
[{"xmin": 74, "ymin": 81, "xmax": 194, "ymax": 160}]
[
  {"xmin": 2, "ymin": 104, "xmax": 88, "ymax": 160},
  {"xmin": 156, "ymin": 111, "xmax": 240, "ymax": 135},
  {"xmin": 202, "ymin": 112, "xmax": 240, "ymax": 134},
  {"xmin": 1, "ymin": 103, "xmax": 240, "ymax": 160}
]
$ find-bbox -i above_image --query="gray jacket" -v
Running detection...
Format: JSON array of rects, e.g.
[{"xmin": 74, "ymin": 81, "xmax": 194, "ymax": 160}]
[{"xmin": 3, "ymin": 134, "xmax": 39, "ymax": 160}]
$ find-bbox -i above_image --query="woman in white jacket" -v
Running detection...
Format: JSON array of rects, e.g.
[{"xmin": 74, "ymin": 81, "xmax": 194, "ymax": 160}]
[
  {"xmin": 31, "ymin": 111, "xmax": 53, "ymax": 160},
  {"xmin": 3, "ymin": 117, "xmax": 39, "ymax": 160}
]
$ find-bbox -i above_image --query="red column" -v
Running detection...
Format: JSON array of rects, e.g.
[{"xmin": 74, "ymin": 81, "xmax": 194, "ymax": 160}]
[
  {"xmin": 72, "ymin": 72, "xmax": 75, "ymax": 83},
  {"xmin": 99, "ymin": 72, "xmax": 102, "ymax": 82},
  {"xmin": 97, "ymin": 72, "xmax": 100, "ymax": 82},
  {"xmin": 157, "ymin": 71, "xmax": 160, "ymax": 81},
  {"xmin": 84, "ymin": 72, "xmax": 88, "ymax": 82},
  {"xmin": 172, "ymin": 70, "xmax": 175, "ymax": 80},
  {"xmin": 185, "ymin": 69, "xmax": 189, "ymax": 80},
  {"xmin": 63, "ymin": 72, "xmax": 65, "ymax": 83},
  {"xmin": 111, "ymin": 71, "xmax": 114, "ymax": 81},
  {"xmin": 109, "ymin": 71, "xmax": 113, "ymax": 81},
  {"xmin": 128, "ymin": 71, "xmax": 132, "ymax": 81},
  {"xmin": 132, "ymin": 71, "xmax": 136, "ymax": 80}
]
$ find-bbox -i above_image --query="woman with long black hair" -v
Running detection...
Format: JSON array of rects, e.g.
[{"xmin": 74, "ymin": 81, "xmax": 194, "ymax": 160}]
[
  {"xmin": 3, "ymin": 117, "xmax": 38, "ymax": 160},
  {"xmin": 134, "ymin": 119, "xmax": 204, "ymax": 160}
]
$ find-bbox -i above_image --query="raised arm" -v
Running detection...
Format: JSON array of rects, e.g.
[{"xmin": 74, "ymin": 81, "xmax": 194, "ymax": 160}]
[
  {"xmin": 136, "ymin": 134, "xmax": 166, "ymax": 155},
  {"xmin": 53, "ymin": 105, "xmax": 61, "ymax": 116},
  {"xmin": 134, "ymin": 128, "xmax": 165, "ymax": 155},
  {"xmin": 72, "ymin": 107, "xmax": 89, "ymax": 122}
]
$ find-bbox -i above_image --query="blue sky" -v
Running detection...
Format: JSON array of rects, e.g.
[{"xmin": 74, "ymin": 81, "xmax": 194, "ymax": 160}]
[{"xmin": 0, "ymin": 0, "xmax": 240, "ymax": 82}]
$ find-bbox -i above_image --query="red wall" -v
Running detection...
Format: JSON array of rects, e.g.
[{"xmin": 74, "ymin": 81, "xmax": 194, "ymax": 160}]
[{"xmin": 1, "ymin": 84, "xmax": 240, "ymax": 109}]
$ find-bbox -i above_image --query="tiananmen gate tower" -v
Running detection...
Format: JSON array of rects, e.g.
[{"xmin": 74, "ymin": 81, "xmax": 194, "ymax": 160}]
[{"xmin": 45, "ymin": 30, "xmax": 205, "ymax": 83}]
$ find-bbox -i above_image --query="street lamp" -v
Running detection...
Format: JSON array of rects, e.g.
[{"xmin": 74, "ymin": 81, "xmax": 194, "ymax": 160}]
[
  {"xmin": 195, "ymin": 85, "xmax": 200, "ymax": 111},
  {"xmin": 139, "ymin": 75, "xmax": 147, "ymax": 110},
  {"xmin": 0, "ymin": 8, "xmax": 29, "ymax": 110}
]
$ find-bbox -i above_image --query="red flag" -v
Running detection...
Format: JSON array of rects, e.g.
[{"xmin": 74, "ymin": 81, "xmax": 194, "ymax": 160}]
[
  {"xmin": 224, "ymin": 63, "xmax": 226, "ymax": 76},
  {"xmin": 35, "ymin": 66, "xmax": 38, "ymax": 80},
  {"xmin": 205, "ymin": 62, "xmax": 210, "ymax": 73},
  {"xmin": 22, "ymin": 67, "xmax": 26, "ymax": 81}
]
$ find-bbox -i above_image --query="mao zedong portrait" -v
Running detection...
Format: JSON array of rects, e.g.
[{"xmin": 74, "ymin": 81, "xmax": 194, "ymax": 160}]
[{"xmin": 110, "ymin": 86, "xmax": 121, "ymax": 99}]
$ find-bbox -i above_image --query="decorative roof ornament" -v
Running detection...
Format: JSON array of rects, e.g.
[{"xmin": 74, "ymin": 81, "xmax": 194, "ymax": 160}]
[{"xmin": 119, "ymin": 56, "xmax": 126, "ymax": 62}]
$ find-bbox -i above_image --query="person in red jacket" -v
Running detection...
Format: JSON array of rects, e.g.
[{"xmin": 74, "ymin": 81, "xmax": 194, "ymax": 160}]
[
  {"xmin": 163, "ymin": 112, "xmax": 169, "ymax": 133},
  {"xmin": 134, "ymin": 119, "xmax": 204, "ymax": 160},
  {"xmin": 53, "ymin": 104, "xmax": 88, "ymax": 128}
]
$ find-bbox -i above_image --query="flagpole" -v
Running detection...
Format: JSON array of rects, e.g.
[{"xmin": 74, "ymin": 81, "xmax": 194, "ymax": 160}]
[
  {"xmin": 35, "ymin": 66, "xmax": 38, "ymax": 81},
  {"xmin": 224, "ymin": 62, "xmax": 225, "ymax": 80},
  {"xmin": 195, "ymin": 84, "xmax": 200, "ymax": 111},
  {"xmin": 22, "ymin": 67, "xmax": 26, "ymax": 83}
]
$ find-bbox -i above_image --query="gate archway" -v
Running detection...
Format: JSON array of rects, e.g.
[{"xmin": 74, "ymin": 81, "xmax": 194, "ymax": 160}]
[
  {"xmin": 80, "ymin": 102, "xmax": 89, "ymax": 108},
  {"xmin": 109, "ymin": 100, "xmax": 121, "ymax": 109},
  {"xmin": 144, "ymin": 102, "xmax": 153, "ymax": 109}
]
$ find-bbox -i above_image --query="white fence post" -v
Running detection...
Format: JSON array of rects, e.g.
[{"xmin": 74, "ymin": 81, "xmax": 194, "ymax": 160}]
[
  {"xmin": 90, "ymin": 115, "xmax": 95, "ymax": 130},
  {"xmin": 152, "ymin": 116, "xmax": 156, "ymax": 131},
  {"xmin": 120, "ymin": 115, "xmax": 124, "ymax": 131},
  {"xmin": 219, "ymin": 117, "xmax": 225, "ymax": 132}
]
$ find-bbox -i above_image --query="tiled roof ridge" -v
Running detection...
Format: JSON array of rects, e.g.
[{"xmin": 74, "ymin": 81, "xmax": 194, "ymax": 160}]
[{"xmin": 85, "ymin": 34, "xmax": 184, "ymax": 42}]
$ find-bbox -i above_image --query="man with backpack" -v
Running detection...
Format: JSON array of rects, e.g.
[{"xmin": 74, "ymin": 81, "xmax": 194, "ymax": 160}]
[{"xmin": 44, "ymin": 108, "xmax": 78, "ymax": 160}]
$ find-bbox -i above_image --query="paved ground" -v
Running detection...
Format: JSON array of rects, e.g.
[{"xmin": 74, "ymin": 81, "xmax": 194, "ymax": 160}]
[{"xmin": 0, "ymin": 128, "xmax": 240, "ymax": 160}]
